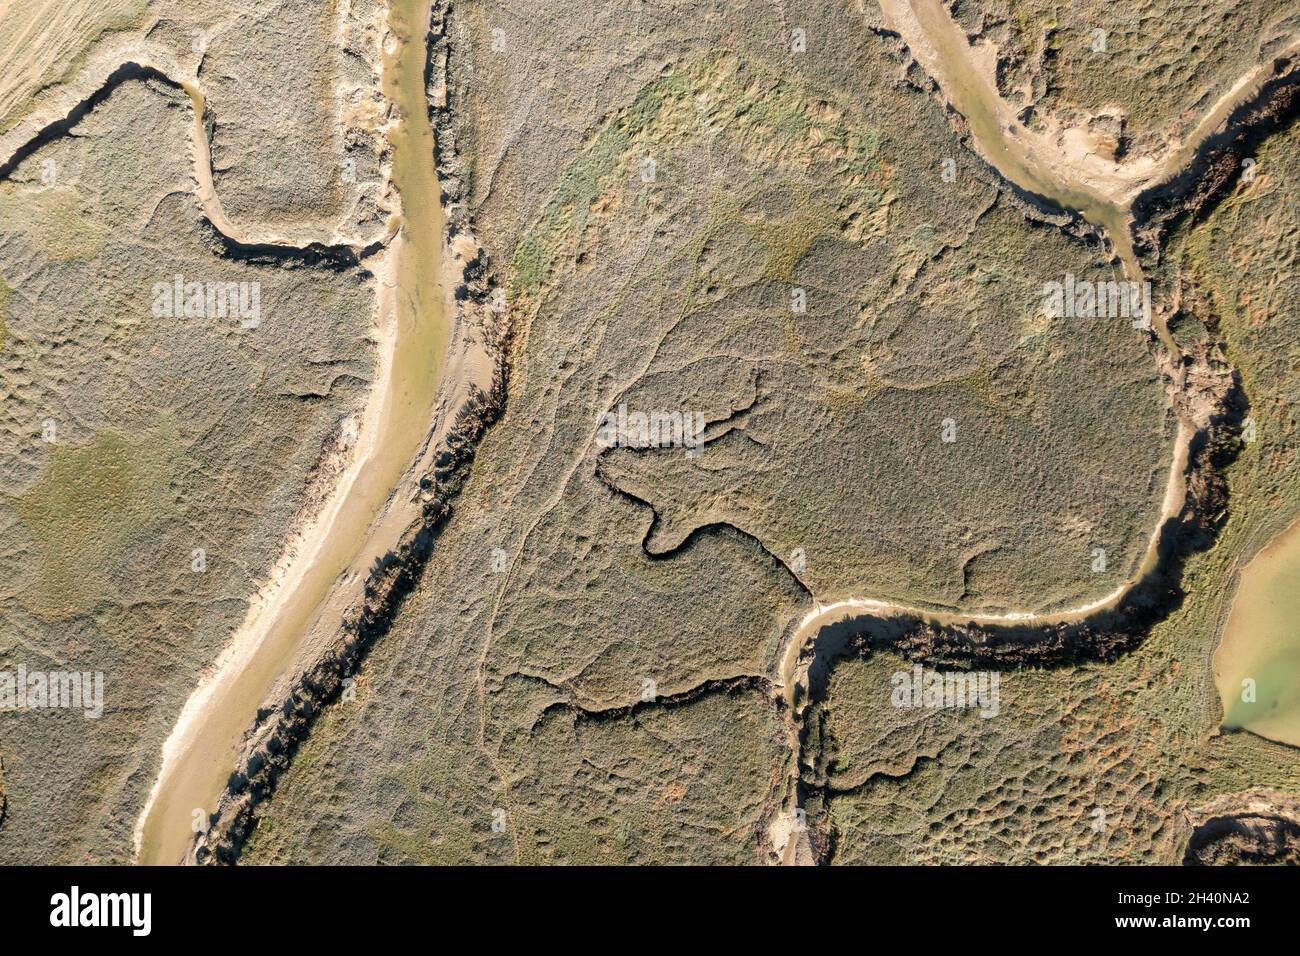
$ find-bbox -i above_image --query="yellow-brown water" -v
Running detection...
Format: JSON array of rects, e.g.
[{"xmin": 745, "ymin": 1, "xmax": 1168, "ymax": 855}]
[
  {"xmin": 137, "ymin": 0, "xmax": 446, "ymax": 864},
  {"xmin": 900, "ymin": 0, "xmax": 1176, "ymax": 360},
  {"xmin": 1215, "ymin": 520, "xmax": 1300, "ymax": 748}
]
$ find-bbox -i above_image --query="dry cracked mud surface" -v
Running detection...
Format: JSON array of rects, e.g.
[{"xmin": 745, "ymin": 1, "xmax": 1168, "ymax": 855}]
[{"xmin": 2, "ymin": 0, "xmax": 1300, "ymax": 869}]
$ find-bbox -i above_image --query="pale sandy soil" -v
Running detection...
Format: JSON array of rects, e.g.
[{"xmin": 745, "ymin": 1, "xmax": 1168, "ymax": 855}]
[
  {"xmin": 132, "ymin": 0, "xmax": 494, "ymax": 864},
  {"xmin": 0, "ymin": 0, "xmax": 146, "ymax": 133},
  {"xmin": 878, "ymin": 0, "xmax": 1300, "ymax": 208}
]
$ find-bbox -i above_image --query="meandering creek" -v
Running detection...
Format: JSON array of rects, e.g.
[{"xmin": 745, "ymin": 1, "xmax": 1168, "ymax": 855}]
[
  {"xmin": 784, "ymin": 0, "xmax": 1300, "ymax": 747},
  {"xmin": 135, "ymin": 0, "xmax": 446, "ymax": 864},
  {"xmin": 776, "ymin": 1, "xmax": 1203, "ymax": 701}
]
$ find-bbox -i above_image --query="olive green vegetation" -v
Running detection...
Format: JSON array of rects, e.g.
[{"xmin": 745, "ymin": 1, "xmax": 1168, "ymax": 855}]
[
  {"xmin": 508, "ymin": 72, "xmax": 692, "ymax": 294},
  {"xmin": 977, "ymin": 0, "xmax": 1298, "ymax": 145},
  {"xmin": 509, "ymin": 53, "xmax": 885, "ymax": 297},
  {"xmin": 9, "ymin": 420, "xmax": 180, "ymax": 618},
  {"xmin": 0, "ymin": 185, "xmax": 109, "ymax": 262},
  {"xmin": 817, "ymin": 114, "xmax": 1300, "ymax": 864},
  {"xmin": 247, "ymin": 0, "xmax": 1178, "ymax": 865}
]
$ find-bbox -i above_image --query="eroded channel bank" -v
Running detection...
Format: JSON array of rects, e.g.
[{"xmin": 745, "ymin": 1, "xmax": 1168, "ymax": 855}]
[
  {"xmin": 135, "ymin": 0, "xmax": 466, "ymax": 865},
  {"xmin": 769, "ymin": 0, "xmax": 1300, "ymax": 865},
  {"xmin": 183, "ymin": 0, "xmax": 509, "ymax": 865},
  {"xmin": 772, "ymin": 340, "xmax": 1243, "ymax": 863}
]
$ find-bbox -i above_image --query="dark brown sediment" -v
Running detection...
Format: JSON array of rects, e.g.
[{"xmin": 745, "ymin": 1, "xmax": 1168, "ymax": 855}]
[
  {"xmin": 1184, "ymin": 791, "xmax": 1300, "ymax": 865},
  {"xmin": 1132, "ymin": 54, "xmax": 1300, "ymax": 262}
]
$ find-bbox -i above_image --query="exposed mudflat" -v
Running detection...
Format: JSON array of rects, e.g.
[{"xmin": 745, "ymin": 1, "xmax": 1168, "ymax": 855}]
[{"xmin": 4, "ymin": 0, "xmax": 1300, "ymax": 868}]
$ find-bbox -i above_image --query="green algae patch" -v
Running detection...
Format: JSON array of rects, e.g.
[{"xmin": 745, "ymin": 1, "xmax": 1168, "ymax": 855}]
[{"xmin": 11, "ymin": 418, "xmax": 181, "ymax": 618}]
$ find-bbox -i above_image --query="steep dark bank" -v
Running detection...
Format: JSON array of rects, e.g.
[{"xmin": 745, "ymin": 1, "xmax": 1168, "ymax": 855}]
[{"xmin": 190, "ymin": 0, "xmax": 509, "ymax": 865}]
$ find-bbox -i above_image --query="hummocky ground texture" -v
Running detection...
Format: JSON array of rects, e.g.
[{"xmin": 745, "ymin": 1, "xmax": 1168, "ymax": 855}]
[
  {"xmin": 240, "ymin": 0, "xmax": 1258, "ymax": 866},
  {"xmin": 0, "ymin": 0, "xmax": 385, "ymax": 863},
  {"xmin": 4, "ymin": 0, "xmax": 1300, "ymax": 866}
]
